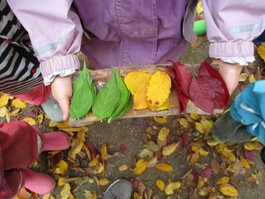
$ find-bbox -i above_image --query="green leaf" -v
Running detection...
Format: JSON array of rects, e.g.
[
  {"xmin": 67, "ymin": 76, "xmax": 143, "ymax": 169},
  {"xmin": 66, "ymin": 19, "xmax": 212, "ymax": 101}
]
[
  {"xmin": 70, "ymin": 66, "xmax": 95, "ymax": 119},
  {"xmin": 92, "ymin": 68, "xmax": 120, "ymax": 120},
  {"xmin": 108, "ymin": 69, "xmax": 132, "ymax": 122}
]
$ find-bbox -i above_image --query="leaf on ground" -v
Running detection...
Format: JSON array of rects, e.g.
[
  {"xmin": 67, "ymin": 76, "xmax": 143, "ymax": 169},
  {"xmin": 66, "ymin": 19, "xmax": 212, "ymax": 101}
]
[
  {"xmin": 162, "ymin": 141, "xmax": 180, "ymax": 156},
  {"xmin": 157, "ymin": 127, "xmax": 170, "ymax": 141},
  {"xmin": 84, "ymin": 190, "xmax": 97, "ymax": 199},
  {"xmin": 244, "ymin": 142, "xmax": 263, "ymax": 151},
  {"xmin": 216, "ymin": 176, "xmax": 230, "ymax": 185},
  {"xmin": 0, "ymin": 107, "xmax": 8, "ymax": 117},
  {"xmin": 218, "ymin": 144, "xmax": 236, "ymax": 162},
  {"xmin": 133, "ymin": 159, "xmax": 148, "ymax": 175},
  {"xmin": 153, "ymin": 116, "xmax": 167, "ymax": 124},
  {"xmin": 257, "ymin": 45, "xmax": 265, "ymax": 61},
  {"xmin": 164, "ymin": 182, "xmax": 181, "ymax": 195},
  {"xmin": 56, "ymin": 160, "xmax": 69, "ymax": 175},
  {"xmin": 22, "ymin": 117, "xmax": 36, "ymax": 125},
  {"xmin": 219, "ymin": 184, "xmax": 238, "ymax": 197},
  {"xmin": 69, "ymin": 131, "xmax": 86, "ymax": 160},
  {"xmin": 118, "ymin": 164, "xmax": 129, "ymax": 171},
  {"xmin": 0, "ymin": 94, "xmax": 9, "ymax": 107},
  {"xmin": 60, "ymin": 183, "xmax": 75, "ymax": 199},
  {"xmin": 11, "ymin": 98, "xmax": 27, "ymax": 109},
  {"xmin": 98, "ymin": 178, "xmax": 110, "ymax": 186},
  {"xmin": 155, "ymin": 163, "xmax": 173, "ymax": 172},
  {"xmin": 156, "ymin": 179, "xmax": 165, "ymax": 191}
]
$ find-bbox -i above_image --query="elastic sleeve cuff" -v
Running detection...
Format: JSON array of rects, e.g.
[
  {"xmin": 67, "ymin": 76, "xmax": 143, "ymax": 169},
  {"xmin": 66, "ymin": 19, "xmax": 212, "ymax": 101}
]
[
  {"xmin": 209, "ymin": 41, "xmax": 254, "ymax": 57},
  {"xmin": 40, "ymin": 54, "xmax": 80, "ymax": 86}
]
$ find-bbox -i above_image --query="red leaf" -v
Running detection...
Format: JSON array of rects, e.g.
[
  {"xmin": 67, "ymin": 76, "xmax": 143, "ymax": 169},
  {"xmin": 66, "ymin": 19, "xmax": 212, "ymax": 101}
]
[
  {"xmin": 199, "ymin": 61, "xmax": 230, "ymax": 108},
  {"xmin": 85, "ymin": 140, "xmax": 99, "ymax": 160},
  {"xmin": 189, "ymin": 76, "xmax": 215, "ymax": 113},
  {"xmin": 200, "ymin": 168, "xmax": 212, "ymax": 179},
  {"xmin": 244, "ymin": 149, "xmax": 255, "ymax": 161},
  {"xmin": 166, "ymin": 61, "xmax": 192, "ymax": 113},
  {"xmin": 119, "ymin": 144, "xmax": 127, "ymax": 154}
]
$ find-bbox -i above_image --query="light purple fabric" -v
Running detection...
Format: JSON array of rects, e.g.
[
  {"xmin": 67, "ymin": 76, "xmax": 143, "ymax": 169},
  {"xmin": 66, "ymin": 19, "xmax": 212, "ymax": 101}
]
[{"xmin": 7, "ymin": 0, "xmax": 265, "ymax": 82}]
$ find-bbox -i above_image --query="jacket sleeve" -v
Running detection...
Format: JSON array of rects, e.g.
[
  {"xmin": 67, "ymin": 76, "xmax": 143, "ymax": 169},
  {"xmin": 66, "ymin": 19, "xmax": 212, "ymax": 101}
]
[
  {"xmin": 202, "ymin": 0, "xmax": 265, "ymax": 65},
  {"xmin": 7, "ymin": 0, "xmax": 83, "ymax": 85}
]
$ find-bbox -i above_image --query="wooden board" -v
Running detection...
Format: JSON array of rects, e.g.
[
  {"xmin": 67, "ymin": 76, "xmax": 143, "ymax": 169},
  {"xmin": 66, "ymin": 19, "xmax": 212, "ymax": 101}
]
[{"xmin": 68, "ymin": 64, "xmax": 223, "ymax": 127}]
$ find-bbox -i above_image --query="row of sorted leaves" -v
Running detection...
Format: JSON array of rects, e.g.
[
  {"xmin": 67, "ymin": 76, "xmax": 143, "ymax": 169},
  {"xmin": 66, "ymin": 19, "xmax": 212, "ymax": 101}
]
[
  {"xmin": 70, "ymin": 66, "xmax": 132, "ymax": 122},
  {"xmin": 166, "ymin": 60, "xmax": 230, "ymax": 114}
]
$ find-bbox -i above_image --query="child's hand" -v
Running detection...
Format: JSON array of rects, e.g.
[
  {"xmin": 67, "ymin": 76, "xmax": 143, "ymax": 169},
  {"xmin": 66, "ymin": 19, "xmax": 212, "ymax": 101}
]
[
  {"xmin": 51, "ymin": 76, "xmax": 72, "ymax": 121},
  {"xmin": 212, "ymin": 59, "xmax": 243, "ymax": 95}
]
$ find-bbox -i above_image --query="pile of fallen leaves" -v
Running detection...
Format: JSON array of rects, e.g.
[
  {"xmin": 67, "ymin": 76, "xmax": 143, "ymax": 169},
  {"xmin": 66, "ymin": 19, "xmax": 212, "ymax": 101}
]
[{"xmin": 0, "ymin": 90, "xmax": 264, "ymax": 199}]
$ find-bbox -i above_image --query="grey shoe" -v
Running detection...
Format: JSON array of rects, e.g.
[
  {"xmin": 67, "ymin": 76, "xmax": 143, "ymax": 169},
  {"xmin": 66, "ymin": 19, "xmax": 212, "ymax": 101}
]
[
  {"xmin": 211, "ymin": 110, "xmax": 253, "ymax": 143},
  {"xmin": 103, "ymin": 179, "xmax": 132, "ymax": 199},
  {"xmin": 41, "ymin": 94, "xmax": 63, "ymax": 122}
]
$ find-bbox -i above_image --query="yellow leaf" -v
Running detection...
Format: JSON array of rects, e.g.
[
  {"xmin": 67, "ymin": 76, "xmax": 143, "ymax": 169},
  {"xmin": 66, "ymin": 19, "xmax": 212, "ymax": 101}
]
[
  {"xmin": 155, "ymin": 163, "xmax": 173, "ymax": 172},
  {"xmin": 118, "ymin": 164, "xmax": 129, "ymax": 171},
  {"xmin": 257, "ymin": 45, "xmax": 265, "ymax": 61},
  {"xmin": 37, "ymin": 114, "xmax": 44, "ymax": 124},
  {"xmin": 0, "ymin": 94, "xmax": 9, "ymax": 107},
  {"xmin": 124, "ymin": 71, "xmax": 152, "ymax": 95},
  {"xmin": 22, "ymin": 117, "xmax": 36, "ymax": 125},
  {"xmin": 153, "ymin": 116, "xmax": 167, "ymax": 124},
  {"xmin": 195, "ymin": 122, "xmax": 204, "ymax": 133},
  {"xmin": 133, "ymin": 159, "xmax": 148, "ymax": 175},
  {"xmin": 196, "ymin": 1, "xmax": 203, "ymax": 14},
  {"xmin": 60, "ymin": 183, "xmax": 73, "ymax": 199},
  {"xmin": 146, "ymin": 71, "xmax": 171, "ymax": 109},
  {"xmin": 190, "ymin": 146, "xmax": 200, "ymax": 164},
  {"xmin": 42, "ymin": 194, "xmax": 55, "ymax": 199},
  {"xmin": 164, "ymin": 182, "xmax": 181, "ymax": 195},
  {"xmin": 216, "ymin": 176, "xmax": 230, "ymax": 185},
  {"xmin": 189, "ymin": 113, "xmax": 200, "ymax": 120},
  {"xmin": 179, "ymin": 118, "xmax": 189, "ymax": 128},
  {"xmin": 241, "ymin": 158, "xmax": 251, "ymax": 169},
  {"xmin": 244, "ymin": 142, "xmax": 263, "ymax": 151},
  {"xmin": 69, "ymin": 131, "xmax": 85, "ymax": 160},
  {"xmin": 147, "ymin": 156, "xmax": 158, "ymax": 168},
  {"xmin": 84, "ymin": 190, "xmax": 97, "ymax": 199},
  {"xmin": 133, "ymin": 77, "xmax": 151, "ymax": 110},
  {"xmin": 58, "ymin": 177, "xmax": 66, "ymax": 186},
  {"xmin": 0, "ymin": 107, "xmax": 8, "ymax": 117},
  {"xmin": 101, "ymin": 144, "xmax": 108, "ymax": 159},
  {"xmin": 162, "ymin": 141, "xmax": 180, "ymax": 156},
  {"xmin": 199, "ymin": 148, "xmax": 209, "ymax": 156},
  {"xmin": 98, "ymin": 178, "xmax": 110, "ymax": 186},
  {"xmin": 219, "ymin": 184, "xmax": 238, "ymax": 197},
  {"xmin": 156, "ymin": 179, "xmax": 165, "ymax": 191},
  {"xmin": 56, "ymin": 160, "xmax": 68, "ymax": 175},
  {"xmin": 157, "ymin": 127, "xmax": 170, "ymax": 141},
  {"xmin": 11, "ymin": 98, "xmax": 27, "ymax": 109},
  {"xmin": 150, "ymin": 98, "xmax": 169, "ymax": 111},
  {"xmin": 93, "ymin": 162, "xmax": 104, "ymax": 174},
  {"xmin": 89, "ymin": 156, "xmax": 99, "ymax": 167},
  {"xmin": 133, "ymin": 192, "xmax": 142, "ymax": 199},
  {"xmin": 248, "ymin": 74, "xmax": 256, "ymax": 83},
  {"xmin": 218, "ymin": 144, "xmax": 236, "ymax": 162},
  {"xmin": 239, "ymin": 73, "xmax": 248, "ymax": 82},
  {"xmin": 200, "ymin": 119, "xmax": 213, "ymax": 134}
]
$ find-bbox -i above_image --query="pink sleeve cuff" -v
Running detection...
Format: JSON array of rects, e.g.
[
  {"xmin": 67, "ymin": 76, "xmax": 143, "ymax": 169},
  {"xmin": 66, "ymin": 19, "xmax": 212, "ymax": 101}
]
[
  {"xmin": 40, "ymin": 54, "xmax": 80, "ymax": 85},
  {"xmin": 209, "ymin": 41, "xmax": 254, "ymax": 58}
]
